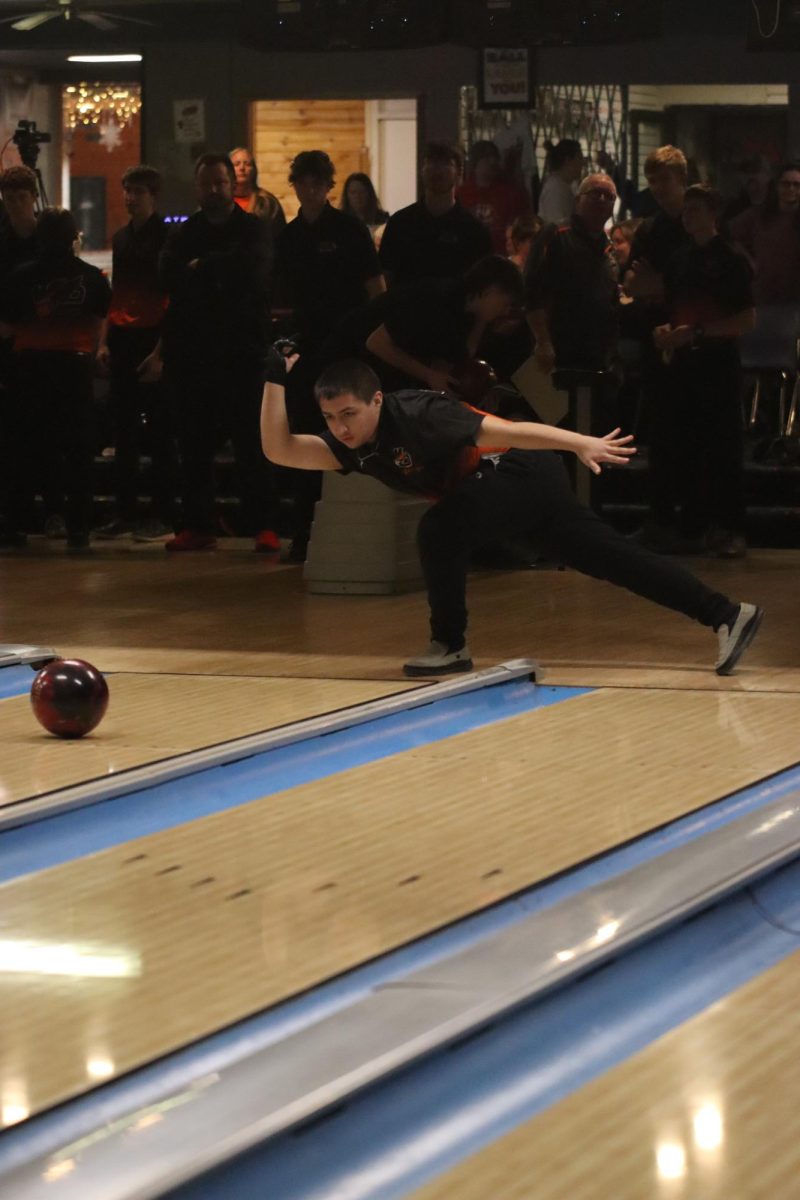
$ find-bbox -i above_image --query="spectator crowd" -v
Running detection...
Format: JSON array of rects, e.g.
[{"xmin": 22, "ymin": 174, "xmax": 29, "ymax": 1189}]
[{"xmin": 0, "ymin": 130, "xmax": 798, "ymax": 560}]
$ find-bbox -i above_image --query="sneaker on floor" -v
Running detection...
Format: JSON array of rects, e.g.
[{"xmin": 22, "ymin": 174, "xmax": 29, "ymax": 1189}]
[
  {"xmin": 93, "ymin": 517, "xmax": 134, "ymax": 540},
  {"xmin": 43, "ymin": 514, "xmax": 68, "ymax": 540},
  {"xmin": 254, "ymin": 528, "xmax": 281, "ymax": 554},
  {"xmin": 716, "ymin": 603, "xmax": 764, "ymax": 676},
  {"xmin": 132, "ymin": 519, "xmax": 174, "ymax": 543},
  {"xmin": 403, "ymin": 641, "xmax": 473, "ymax": 678},
  {"xmin": 165, "ymin": 530, "xmax": 217, "ymax": 553}
]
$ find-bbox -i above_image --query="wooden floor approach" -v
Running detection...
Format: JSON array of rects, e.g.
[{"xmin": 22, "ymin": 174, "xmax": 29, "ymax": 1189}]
[{"xmin": 1, "ymin": 547, "xmax": 799, "ymax": 1167}]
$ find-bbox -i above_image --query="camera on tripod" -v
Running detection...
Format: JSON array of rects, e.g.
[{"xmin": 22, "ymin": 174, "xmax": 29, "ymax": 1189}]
[{"xmin": 12, "ymin": 119, "xmax": 51, "ymax": 170}]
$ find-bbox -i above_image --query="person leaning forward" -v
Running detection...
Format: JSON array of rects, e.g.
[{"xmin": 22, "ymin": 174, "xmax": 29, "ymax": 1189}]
[{"xmin": 260, "ymin": 354, "xmax": 763, "ymax": 679}]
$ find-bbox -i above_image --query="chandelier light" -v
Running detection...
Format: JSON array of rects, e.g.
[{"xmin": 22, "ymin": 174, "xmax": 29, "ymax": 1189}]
[{"xmin": 63, "ymin": 82, "xmax": 142, "ymax": 130}]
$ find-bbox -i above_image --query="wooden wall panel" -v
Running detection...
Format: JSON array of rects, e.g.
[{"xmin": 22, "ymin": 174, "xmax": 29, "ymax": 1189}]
[{"xmin": 251, "ymin": 99, "xmax": 369, "ymax": 219}]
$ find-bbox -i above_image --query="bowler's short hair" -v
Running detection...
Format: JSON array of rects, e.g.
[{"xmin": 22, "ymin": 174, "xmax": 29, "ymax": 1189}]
[
  {"xmin": 122, "ymin": 164, "xmax": 162, "ymax": 195},
  {"xmin": 0, "ymin": 164, "xmax": 37, "ymax": 196},
  {"xmin": 463, "ymin": 254, "xmax": 524, "ymax": 303},
  {"xmin": 423, "ymin": 141, "xmax": 463, "ymax": 173},
  {"xmin": 314, "ymin": 359, "xmax": 382, "ymax": 406},
  {"xmin": 37, "ymin": 206, "xmax": 78, "ymax": 251},
  {"xmin": 289, "ymin": 150, "xmax": 335, "ymax": 187},
  {"xmin": 684, "ymin": 183, "xmax": 724, "ymax": 215},
  {"xmin": 194, "ymin": 153, "xmax": 235, "ymax": 184},
  {"xmin": 644, "ymin": 145, "xmax": 688, "ymax": 184}
]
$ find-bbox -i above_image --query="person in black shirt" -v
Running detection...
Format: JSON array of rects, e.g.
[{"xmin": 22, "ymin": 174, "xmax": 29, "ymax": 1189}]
[
  {"xmin": 650, "ymin": 185, "xmax": 755, "ymax": 557},
  {"xmin": 364, "ymin": 256, "xmax": 524, "ymax": 395},
  {"xmin": 95, "ymin": 165, "xmax": 175, "ymax": 541},
  {"xmin": 525, "ymin": 173, "xmax": 619, "ymax": 373},
  {"xmin": 275, "ymin": 150, "xmax": 385, "ymax": 353},
  {"xmin": 261, "ymin": 355, "xmax": 763, "ymax": 678},
  {"xmin": 160, "ymin": 152, "xmax": 279, "ymax": 553},
  {"xmin": 379, "ymin": 142, "xmax": 492, "ymax": 287},
  {"xmin": 0, "ymin": 207, "xmax": 111, "ymax": 551},
  {"xmin": 274, "ymin": 149, "xmax": 385, "ymax": 560},
  {"xmin": 0, "ymin": 166, "xmax": 38, "ymax": 278}
]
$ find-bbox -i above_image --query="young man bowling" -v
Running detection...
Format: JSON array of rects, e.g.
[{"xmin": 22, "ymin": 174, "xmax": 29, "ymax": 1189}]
[{"xmin": 261, "ymin": 354, "xmax": 763, "ymax": 678}]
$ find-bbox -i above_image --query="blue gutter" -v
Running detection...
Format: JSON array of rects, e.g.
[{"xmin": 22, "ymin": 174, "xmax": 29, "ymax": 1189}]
[
  {"xmin": 164, "ymin": 859, "xmax": 800, "ymax": 1200},
  {"xmin": 0, "ymin": 682, "xmax": 587, "ymax": 881}
]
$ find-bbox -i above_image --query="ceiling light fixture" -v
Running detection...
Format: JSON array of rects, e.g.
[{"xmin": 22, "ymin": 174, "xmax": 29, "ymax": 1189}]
[{"xmin": 67, "ymin": 54, "xmax": 142, "ymax": 63}]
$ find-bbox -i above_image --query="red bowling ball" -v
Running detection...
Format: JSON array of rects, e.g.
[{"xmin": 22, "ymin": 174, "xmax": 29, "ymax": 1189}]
[
  {"xmin": 451, "ymin": 359, "xmax": 498, "ymax": 407},
  {"xmin": 30, "ymin": 658, "xmax": 109, "ymax": 739}
]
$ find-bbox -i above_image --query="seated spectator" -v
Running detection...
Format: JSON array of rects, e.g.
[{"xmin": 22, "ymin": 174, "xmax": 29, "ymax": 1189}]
[
  {"xmin": 525, "ymin": 173, "xmax": 619, "ymax": 375},
  {"xmin": 340, "ymin": 172, "xmax": 389, "ymax": 242},
  {"xmin": 0, "ymin": 207, "xmax": 111, "ymax": 551},
  {"xmin": 94, "ymin": 164, "xmax": 176, "ymax": 542},
  {"xmin": 537, "ymin": 139, "xmax": 584, "ymax": 224},
  {"xmin": 506, "ymin": 213, "xmax": 541, "ymax": 271},
  {"xmin": 379, "ymin": 141, "xmax": 492, "ymax": 287},
  {"xmin": 648, "ymin": 184, "xmax": 755, "ymax": 557},
  {"xmin": 364, "ymin": 255, "xmax": 524, "ymax": 396},
  {"xmin": 229, "ymin": 146, "xmax": 286, "ymax": 236},
  {"xmin": 457, "ymin": 140, "xmax": 532, "ymax": 254},
  {"xmin": 730, "ymin": 161, "xmax": 800, "ymax": 307}
]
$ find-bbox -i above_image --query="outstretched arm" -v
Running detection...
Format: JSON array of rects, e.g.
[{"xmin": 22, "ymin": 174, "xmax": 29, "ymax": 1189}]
[
  {"xmin": 475, "ymin": 413, "xmax": 636, "ymax": 475},
  {"xmin": 260, "ymin": 355, "xmax": 343, "ymax": 471}
]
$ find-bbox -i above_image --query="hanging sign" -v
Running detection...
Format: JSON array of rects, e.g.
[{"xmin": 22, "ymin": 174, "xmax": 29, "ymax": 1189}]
[{"xmin": 479, "ymin": 47, "xmax": 534, "ymax": 109}]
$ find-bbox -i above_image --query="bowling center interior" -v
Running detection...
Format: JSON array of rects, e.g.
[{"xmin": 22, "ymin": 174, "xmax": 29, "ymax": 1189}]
[{"xmin": 2, "ymin": 2, "xmax": 800, "ymax": 1199}]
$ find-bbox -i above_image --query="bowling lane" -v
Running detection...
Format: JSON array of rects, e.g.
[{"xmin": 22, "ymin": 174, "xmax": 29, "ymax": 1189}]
[
  {"xmin": 411, "ymin": 946, "xmax": 800, "ymax": 1200},
  {"xmin": 0, "ymin": 674, "xmax": 418, "ymax": 807},
  {"xmin": 2, "ymin": 687, "xmax": 800, "ymax": 1123}
]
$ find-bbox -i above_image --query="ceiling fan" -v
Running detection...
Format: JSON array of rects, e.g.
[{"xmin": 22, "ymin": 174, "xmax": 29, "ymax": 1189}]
[{"xmin": 0, "ymin": 0, "xmax": 156, "ymax": 32}]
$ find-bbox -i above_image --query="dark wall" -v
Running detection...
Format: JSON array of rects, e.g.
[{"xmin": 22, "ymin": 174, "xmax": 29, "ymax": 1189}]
[{"xmin": 143, "ymin": 23, "xmax": 800, "ymax": 211}]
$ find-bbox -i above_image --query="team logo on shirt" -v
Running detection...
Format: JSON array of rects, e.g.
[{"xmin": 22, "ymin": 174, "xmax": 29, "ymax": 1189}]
[
  {"xmin": 32, "ymin": 275, "xmax": 88, "ymax": 317},
  {"xmin": 393, "ymin": 447, "xmax": 413, "ymax": 470}
]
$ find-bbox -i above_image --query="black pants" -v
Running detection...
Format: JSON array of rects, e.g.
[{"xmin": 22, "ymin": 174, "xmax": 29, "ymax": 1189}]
[
  {"xmin": 648, "ymin": 346, "xmax": 745, "ymax": 537},
  {"xmin": 2, "ymin": 352, "xmax": 95, "ymax": 537},
  {"xmin": 167, "ymin": 353, "xmax": 279, "ymax": 536},
  {"xmin": 108, "ymin": 325, "xmax": 177, "ymax": 523},
  {"xmin": 417, "ymin": 451, "xmax": 735, "ymax": 649}
]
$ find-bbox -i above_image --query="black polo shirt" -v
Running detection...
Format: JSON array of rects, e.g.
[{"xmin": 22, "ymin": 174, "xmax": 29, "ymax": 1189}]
[
  {"xmin": 108, "ymin": 212, "xmax": 168, "ymax": 329},
  {"xmin": 664, "ymin": 235, "xmax": 754, "ymax": 360},
  {"xmin": 276, "ymin": 203, "xmax": 381, "ymax": 346},
  {"xmin": 382, "ymin": 280, "xmax": 473, "ymax": 364},
  {"xmin": 319, "ymin": 389, "xmax": 487, "ymax": 498},
  {"xmin": 0, "ymin": 250, "xmax": 110, "ymax": 354},
  {"xmin": 629, "ymin": 208, "xmax": 690, "ymax": 276},
  {"xmin": 379, "ymin": 201, "xmax": 492, "ymax": 287},
  {"xmin": 0, "ymin": 224, "xmax": 37, "ymax": 278},
  {"xmin": 524, "ymin": 216, "xmax": 619, "ymax": 369},
  {"xmin": 159, "ymin": 205, "xmax": 272, "ymax": 361},
  {"xmin": 628, "ymin": 208, "xmax": 692, "ymax": 330}
]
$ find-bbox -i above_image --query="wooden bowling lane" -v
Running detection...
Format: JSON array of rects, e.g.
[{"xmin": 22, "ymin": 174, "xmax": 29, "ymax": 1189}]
[
  {"xmin": 0, "ymin": 674, "xmax": 417, "ymax": 807},
  {"xmin": 412, "ymin": 947, "xmax": 800, "ymax": 1200},
  {"xmin": 2, "ymin": 687, "xmax": 800, "ymax": 1123},
  {"xmin": 1, "ymin": 548, "xmax": 797, "ymax": 686}
]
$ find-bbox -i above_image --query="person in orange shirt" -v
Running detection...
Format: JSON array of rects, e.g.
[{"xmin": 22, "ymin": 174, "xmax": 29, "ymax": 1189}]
[
  {"xmin": 95, "ymin": 165, "xmax": 176, "ymax": 541},
  {"xmin": 0, "ymin": 207, "xmax": 110, "ymax": 551}
]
